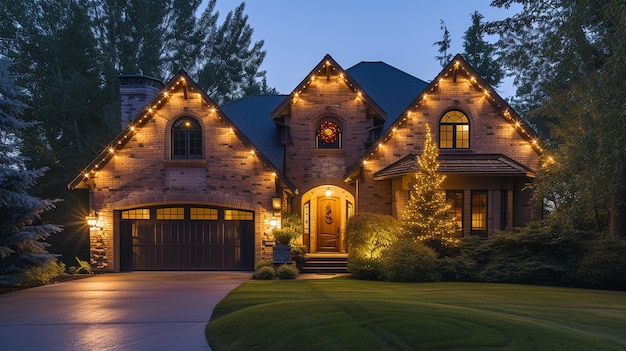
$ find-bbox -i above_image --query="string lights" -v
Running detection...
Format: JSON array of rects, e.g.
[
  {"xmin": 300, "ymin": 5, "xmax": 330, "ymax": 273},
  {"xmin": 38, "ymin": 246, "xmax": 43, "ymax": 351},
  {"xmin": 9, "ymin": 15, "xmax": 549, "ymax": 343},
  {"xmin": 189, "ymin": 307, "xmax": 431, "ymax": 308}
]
[{"xmin": 348, "ymin": 58, "xmax": 545, "ymax": 173}]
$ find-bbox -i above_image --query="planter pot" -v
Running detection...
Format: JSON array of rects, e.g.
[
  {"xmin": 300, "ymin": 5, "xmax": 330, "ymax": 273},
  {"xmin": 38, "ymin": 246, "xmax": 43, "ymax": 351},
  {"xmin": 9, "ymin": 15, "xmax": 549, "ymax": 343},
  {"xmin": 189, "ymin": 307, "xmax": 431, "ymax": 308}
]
[{"xmin": 272, "ymin": 244, "xmax": 292, "ymax": 264}]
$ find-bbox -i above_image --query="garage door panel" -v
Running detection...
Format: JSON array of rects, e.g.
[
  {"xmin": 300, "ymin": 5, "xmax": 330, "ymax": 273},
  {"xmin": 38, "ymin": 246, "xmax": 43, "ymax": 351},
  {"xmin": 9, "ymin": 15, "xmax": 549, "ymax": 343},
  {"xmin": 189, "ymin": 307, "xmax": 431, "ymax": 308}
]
[{"xmin": 120, "ymin": 206, "xmax": 254, "ymax": 271}]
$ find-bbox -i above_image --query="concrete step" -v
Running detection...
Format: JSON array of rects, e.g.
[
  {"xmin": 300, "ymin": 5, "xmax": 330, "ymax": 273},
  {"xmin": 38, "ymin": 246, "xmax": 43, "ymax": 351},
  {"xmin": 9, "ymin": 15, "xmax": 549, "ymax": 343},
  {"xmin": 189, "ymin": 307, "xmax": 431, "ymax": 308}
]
[{"xmin": 301, "ymin": 256, "xmax": 348, "ymax": 274}]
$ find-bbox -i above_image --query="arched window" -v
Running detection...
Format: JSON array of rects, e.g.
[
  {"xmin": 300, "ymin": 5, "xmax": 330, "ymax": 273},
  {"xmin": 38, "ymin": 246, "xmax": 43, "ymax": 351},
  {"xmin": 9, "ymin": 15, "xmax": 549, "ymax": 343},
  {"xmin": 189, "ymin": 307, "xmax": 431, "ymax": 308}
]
[
  {"xmin": 316, "ymin": 119, "xmax": 342, "ymax": 149},
  {"xmin": 171, "ymin": 117, "xmax": 202, "ymax": 159},
  {"xmin": 440, "ymin": 110, "xmax": 469, "ymax": 149}
]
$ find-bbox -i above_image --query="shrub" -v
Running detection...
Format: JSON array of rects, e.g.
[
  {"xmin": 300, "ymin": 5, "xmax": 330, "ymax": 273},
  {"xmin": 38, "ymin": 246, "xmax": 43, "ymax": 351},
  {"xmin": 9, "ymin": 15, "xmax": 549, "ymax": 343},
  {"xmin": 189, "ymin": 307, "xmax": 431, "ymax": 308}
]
[
  {"xmin": 68, "ymin": 257, "xmax": 93, "ymax": 275},
  {"xmin": 347, "ymin": 257, "xmax": 383, "ymax": 280},
  {"xmin": 255, "ymin": 259, "xmax": 274, "ymax": 271},
  {"xmin": 276, "ymin": 264, "xmax": 299, "ymax": 279},
  {"xmin": 22, "ymin": 259, "xmax": 66, "ymax": 287},
  {"xmin": 291, "ymin": 244, "xmax": 308, "ymax": 271},
  {"xmin": 381, "ymin": 240, "xmax": 440, "ymax": 282},
  {"xmin": 254, "ymin": 265, "xmax": 277, "ymax": 280},
  {"xmin": 344, "ymin": 212, "xmax": 401, "ymax": 259},
  {"xmin": 576, "ymin": 240, "xmax": 626, "ymax": 290}
]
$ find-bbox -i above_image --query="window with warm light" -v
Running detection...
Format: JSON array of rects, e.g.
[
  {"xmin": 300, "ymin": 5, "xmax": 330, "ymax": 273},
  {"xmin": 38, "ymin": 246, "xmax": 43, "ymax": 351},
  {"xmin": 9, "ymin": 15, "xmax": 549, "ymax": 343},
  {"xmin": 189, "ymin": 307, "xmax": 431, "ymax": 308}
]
[
  {"xmin": 446, "ymin": 190, "xmax": 463, "ymax": 236},
  {"xmin": 316, "ymin": 119, "xmax": 342, "ymax": 149},
  {"xmin": 172, "ymin": 117, "xmax": 202, "ymax": 159},
  {"xmin": 440, "ymin": 110, "xmax": 469, "ymax": 149},
  {"xmin": 471, "ymin": 191, "xmax": 487, "ymax": 237}
]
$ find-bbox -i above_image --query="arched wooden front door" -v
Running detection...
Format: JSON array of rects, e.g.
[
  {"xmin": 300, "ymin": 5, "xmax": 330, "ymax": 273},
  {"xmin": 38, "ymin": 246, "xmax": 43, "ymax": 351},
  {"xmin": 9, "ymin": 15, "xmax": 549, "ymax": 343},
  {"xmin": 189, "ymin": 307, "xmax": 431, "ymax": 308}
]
[{"xmin": 317, "ymin": 197, "xmax": 340, "ymax": 251}]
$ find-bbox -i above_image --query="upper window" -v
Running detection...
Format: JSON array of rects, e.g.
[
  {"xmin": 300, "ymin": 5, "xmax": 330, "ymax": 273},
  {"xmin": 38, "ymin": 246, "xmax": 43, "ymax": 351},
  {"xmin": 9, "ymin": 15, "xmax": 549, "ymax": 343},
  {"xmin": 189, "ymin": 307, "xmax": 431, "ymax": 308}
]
[
  {"xmin": 172, "ymin": 117, "xmax": 202, "ymax": 159},
  {"xmin": 440, "ymin": 110, "xmax": 469, "ymax": 149},
  {"xmin": 316, "ymin": 119, "xmax": 342, "ymax": 149}
]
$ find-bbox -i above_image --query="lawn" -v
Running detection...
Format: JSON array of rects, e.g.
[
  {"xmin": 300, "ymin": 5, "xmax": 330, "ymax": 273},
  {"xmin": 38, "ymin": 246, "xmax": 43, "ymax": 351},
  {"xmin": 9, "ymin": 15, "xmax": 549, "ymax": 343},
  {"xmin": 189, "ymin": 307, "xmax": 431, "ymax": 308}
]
[{"xmin": 205, "ymin": 277, "xmax": 626, "ymax": 350}]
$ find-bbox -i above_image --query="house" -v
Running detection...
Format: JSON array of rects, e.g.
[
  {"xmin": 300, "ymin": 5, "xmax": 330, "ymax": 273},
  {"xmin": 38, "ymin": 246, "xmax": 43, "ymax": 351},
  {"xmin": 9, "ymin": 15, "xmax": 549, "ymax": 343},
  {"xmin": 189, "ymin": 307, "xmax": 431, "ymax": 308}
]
[{"xmin": 68, "ymin": 54, "xmax": 542, "ymax": 272}]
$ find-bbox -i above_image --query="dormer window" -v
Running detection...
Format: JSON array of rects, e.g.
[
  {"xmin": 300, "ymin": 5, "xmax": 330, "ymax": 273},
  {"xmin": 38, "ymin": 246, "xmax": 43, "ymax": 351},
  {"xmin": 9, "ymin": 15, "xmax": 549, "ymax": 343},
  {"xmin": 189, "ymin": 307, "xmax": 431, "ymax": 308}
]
[
  {"xmin": 440, "ymin": 110, "xmax": 469, "ymax": 149},
  {"xmin": 316, "ymin": 119, "xmax": 342, "ymax": 149},
  {"xmin": 172, "ymin": 117, "xmax": 202, "ymax": 159}
]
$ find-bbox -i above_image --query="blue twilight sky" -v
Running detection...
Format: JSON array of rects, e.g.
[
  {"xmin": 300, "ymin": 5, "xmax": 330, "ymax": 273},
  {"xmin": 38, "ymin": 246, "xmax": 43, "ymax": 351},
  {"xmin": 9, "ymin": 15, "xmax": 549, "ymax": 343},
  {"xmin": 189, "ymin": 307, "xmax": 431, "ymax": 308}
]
[{"xmin": 202, "ymin": 0, "xmax": 522, "ymax": 98}]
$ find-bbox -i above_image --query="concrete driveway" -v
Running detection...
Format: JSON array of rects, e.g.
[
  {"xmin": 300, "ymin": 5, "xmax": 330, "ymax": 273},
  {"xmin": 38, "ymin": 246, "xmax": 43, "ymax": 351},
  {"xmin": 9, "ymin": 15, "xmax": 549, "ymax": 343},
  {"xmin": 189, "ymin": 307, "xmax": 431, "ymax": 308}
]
[{"xmin": 0, "ymin": 272, "xmax": 250, "ymax": 351}]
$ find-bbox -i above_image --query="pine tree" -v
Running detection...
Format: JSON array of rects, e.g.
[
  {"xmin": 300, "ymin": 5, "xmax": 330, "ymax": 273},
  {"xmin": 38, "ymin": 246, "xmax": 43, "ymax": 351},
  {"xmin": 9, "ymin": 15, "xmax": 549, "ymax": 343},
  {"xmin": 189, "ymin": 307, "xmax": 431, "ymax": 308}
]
[
  {"xmin": 433, "ymin": 20, "xmax": 452, "ymax": 67},
  {"xmin": 462, "ymin": 11, "xmax": 503, "ymax": 87},
  {"xmin": 0, "ymin": 58, "xmax": 62, "ymax": 273},
  {"xmin": 401, "ymin": 124, "xmax": 457, "ymax": 245}
]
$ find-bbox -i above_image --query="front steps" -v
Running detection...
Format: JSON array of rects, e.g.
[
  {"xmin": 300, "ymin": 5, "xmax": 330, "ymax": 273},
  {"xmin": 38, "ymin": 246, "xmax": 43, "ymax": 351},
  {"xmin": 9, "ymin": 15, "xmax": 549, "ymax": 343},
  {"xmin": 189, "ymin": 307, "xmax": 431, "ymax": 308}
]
[{"xmin": 301, "ymin": 253, "xmax": 348, "ymax": 274}]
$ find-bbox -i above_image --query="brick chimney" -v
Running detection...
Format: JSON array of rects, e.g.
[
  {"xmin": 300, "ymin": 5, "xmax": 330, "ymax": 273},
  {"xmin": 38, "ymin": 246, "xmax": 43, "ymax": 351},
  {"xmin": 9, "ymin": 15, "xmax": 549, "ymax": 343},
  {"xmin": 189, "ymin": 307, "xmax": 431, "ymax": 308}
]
[{"xmin": 118, "ymin": 74, "xmax": 164, "ymax": 128}]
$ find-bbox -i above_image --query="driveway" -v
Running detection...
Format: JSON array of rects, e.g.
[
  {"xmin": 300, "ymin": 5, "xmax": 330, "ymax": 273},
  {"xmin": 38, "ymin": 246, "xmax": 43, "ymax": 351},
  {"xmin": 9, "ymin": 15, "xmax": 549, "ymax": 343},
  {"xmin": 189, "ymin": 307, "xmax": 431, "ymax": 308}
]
[{"xmin": 0, "ymin": 272, "xmax": 250, "ymax": 351}]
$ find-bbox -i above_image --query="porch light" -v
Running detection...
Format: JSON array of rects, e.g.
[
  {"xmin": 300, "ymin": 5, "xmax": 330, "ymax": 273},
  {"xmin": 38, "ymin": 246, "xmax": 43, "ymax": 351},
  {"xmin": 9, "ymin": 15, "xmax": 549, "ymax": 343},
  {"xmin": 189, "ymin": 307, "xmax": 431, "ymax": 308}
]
[
  {"xmin": 86, "ymin": 212, "xmax": 101, "ymax": 229},
  {"xmin": 325, "ymin": 187, "xmax": 332, "ymax": 197},
  {"xmin": 272, "ymin": 197, "xmax": 281, "ymax": 210}
]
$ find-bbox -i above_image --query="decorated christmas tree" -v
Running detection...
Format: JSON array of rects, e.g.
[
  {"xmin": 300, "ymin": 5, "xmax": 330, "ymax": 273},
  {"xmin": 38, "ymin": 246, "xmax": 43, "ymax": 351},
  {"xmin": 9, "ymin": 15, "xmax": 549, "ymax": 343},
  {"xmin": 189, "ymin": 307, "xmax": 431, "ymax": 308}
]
[{"xmin": 401, "ymin": 124, "xmax": 457, "ymax": 245}]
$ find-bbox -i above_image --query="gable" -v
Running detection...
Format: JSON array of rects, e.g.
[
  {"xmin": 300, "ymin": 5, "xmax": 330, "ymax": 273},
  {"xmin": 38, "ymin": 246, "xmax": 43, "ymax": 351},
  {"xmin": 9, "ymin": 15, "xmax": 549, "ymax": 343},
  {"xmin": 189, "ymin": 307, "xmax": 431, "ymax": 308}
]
[
  {"xmin": 344, "ymin": 54, "xmax": 543, "ymax": 182},
  {"xmin": 68, "ymin": 71, "xmax": 294, "ymax": 190}
]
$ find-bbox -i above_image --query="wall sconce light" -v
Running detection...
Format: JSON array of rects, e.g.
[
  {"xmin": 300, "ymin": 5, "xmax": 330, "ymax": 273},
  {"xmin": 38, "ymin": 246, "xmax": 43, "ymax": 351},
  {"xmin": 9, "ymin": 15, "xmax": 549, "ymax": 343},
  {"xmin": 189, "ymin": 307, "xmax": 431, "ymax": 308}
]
[
  {"xmin": 272, "ymin": 197, "xmax": 281, "ymax": 210},
  {"xmin": 325, "ymin": 187, "xmax": 332, "ymax": 197},
  {"xmin": 86, "ymin": 212, "xmax": 101, "ymax": 230},
  {"xmin": 269, "ymin": 219, "xmax": 278, "ymax": 228}
]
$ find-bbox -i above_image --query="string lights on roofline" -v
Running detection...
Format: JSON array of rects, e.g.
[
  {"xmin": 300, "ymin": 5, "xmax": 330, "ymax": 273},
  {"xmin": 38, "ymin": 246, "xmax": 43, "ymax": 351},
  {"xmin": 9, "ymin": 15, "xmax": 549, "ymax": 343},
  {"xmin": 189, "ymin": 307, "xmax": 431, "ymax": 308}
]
[
  {"xmin": 77, "ymin": 75, "xmax": 284, "ymax": 188},
  {"xmin": 350, "ymin": 59, "xmax": 545, "ymax": 172}
]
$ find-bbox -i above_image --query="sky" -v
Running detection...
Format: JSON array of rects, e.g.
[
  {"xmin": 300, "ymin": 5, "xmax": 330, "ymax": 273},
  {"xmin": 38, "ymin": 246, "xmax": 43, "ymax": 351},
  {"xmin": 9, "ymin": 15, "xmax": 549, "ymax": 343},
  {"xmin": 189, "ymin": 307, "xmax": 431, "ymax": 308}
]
[{"xmin": 202, "ymin": 0, "xmax": 522, "ymax": 98}]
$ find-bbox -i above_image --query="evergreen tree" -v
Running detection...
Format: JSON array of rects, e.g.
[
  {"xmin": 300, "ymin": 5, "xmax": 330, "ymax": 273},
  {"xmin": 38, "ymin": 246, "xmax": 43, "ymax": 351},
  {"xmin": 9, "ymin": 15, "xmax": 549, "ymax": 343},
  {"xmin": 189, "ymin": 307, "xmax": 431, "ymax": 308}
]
[
  {"xmin": 462, "ymin": 11, "xmax": 503, "ymax": 87},
  {"xmin": 488, "ymin": 0, "xmax": 626, "ymax": 238},
  {"xmin": 401, "ymin": 124, "xmax": 457, "ymax": 245},
  {"xmin": 433, "ymin": 20, "xmax": 452, "ymax": 67},
  {"xmin": 0, "ymin": 58, "xmax": 62, "ymax": 273}
]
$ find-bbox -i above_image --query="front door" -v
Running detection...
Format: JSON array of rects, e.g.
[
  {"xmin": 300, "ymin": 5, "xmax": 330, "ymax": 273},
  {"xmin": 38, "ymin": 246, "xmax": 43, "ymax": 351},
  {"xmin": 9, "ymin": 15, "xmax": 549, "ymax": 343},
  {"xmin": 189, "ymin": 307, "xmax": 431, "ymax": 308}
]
[{"xmin": 317, "ymin": 197, "xmax": 340, "ymax": 251}]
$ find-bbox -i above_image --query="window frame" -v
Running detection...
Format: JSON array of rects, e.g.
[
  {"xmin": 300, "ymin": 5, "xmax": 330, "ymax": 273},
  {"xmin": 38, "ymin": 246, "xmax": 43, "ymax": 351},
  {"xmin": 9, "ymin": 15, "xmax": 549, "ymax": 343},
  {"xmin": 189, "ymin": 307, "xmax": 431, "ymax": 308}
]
[
  {"xmin": 471, "ymin": 190, "xmax": 488, "ymax": 237},
  {"xmin": 171, "ymin": 117, "xmax": 203, "ymax": 159},
  {"xmin": 439, "ymin": 110, "xmax": 470, "ymax": 149}
]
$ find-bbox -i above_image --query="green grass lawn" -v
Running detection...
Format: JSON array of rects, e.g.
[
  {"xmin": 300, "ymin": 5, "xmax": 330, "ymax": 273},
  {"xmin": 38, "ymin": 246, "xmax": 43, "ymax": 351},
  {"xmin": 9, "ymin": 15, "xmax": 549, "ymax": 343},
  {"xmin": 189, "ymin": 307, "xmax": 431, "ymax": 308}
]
[{"xmin": 205, "ymin": 277, "xmax": 626, "ymax": 350}]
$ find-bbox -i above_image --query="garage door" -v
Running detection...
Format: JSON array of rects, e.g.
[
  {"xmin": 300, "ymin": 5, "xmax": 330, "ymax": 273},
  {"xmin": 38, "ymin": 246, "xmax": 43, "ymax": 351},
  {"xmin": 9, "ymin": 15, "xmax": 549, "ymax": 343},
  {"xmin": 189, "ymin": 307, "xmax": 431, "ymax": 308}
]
[{"xmin": 119, "ymin": 206, "xmax": 254, "ymax": 271}]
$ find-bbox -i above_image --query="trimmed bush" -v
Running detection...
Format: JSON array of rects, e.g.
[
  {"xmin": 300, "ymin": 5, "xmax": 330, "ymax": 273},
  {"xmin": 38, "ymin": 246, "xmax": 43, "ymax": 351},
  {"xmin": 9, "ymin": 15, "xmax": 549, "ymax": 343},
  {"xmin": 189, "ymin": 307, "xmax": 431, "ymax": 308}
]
[
  {"xmin": 347, "ymin": 257, "xmax": 383, "ymax": 280},
  {"xmin": 576, "ymin": 240, "xmax": 626, "ymax": 290},
  {"xmin": 254, "ymin": 265, "xmax": 277, "ymax": 280},
  {"xmin": 22, "ymin": 259, "xmax": 66, "ymax": 287},
  {"xmin": 276, "ymin": 264, "xmax": 299, "ymax": 279},
  {"xmin": 381, "ymin": 240, "xmax": 440, "ymax": 282},
  {"xmin": 255, "ymin": 259, "xmax": 274, "ymax": 271},
  {"xmin": 345, "ymin": 212, "xmax": 401, "ymax": 259}
]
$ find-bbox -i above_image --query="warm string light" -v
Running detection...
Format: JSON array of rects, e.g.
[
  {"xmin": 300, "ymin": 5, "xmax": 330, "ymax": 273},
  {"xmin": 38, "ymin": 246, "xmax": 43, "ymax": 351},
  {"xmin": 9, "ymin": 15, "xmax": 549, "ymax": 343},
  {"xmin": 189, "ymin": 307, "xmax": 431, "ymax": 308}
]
[{"xmin": 354, "ymin": 60, "xmax": 544, "ymax": 169}]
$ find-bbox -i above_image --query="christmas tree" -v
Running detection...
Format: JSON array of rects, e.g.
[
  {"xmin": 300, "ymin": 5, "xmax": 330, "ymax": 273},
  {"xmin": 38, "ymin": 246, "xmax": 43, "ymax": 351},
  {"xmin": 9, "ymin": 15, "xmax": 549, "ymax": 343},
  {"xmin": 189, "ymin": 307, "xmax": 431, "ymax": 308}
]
[
  {"xmin": 401, "ymin": 124, "xmax": 457, "ymax": 245},
  {"xmin": 0, "ymin": 58, "xmax": 61, "ymax": 273}
]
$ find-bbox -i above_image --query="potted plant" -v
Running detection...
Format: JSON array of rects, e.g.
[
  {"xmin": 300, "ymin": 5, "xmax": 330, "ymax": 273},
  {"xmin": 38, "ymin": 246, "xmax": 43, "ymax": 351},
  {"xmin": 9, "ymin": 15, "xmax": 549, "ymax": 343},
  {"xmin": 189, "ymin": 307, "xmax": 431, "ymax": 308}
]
[{"xmin": 272, "ymin": 227, "xmax": 296, "ymax": 264}]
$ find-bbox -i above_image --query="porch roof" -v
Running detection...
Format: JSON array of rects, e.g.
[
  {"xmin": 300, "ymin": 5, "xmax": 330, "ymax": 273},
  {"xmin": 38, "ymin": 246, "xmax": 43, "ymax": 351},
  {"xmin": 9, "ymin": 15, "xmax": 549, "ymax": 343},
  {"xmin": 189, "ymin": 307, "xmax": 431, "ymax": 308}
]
[{"xmin": 373, "ymin": 153, "xmax": 536, "ymax": 180}]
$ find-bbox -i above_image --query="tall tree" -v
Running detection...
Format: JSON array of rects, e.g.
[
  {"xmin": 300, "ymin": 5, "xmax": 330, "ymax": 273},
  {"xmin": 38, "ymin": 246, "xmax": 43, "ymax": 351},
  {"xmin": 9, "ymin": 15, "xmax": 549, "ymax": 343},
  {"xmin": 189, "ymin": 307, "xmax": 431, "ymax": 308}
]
[
  {"xmin": 433, "ymin": 20, "xmax": 453, "ymax": 67},
  {"xmin": 196, "ymin": 2, "xmax": 272, "ymax": 104},
  {"xmin": 462, "ymin": 11, "xmax": 503, "ymax": 87},
  {"xmin": 401, "ymin": 124, "xmax": 457, "ymax": 245},
  {"xmin": 0, "ymin": 58, "xmax": 62, "ymax": 273},
  {"xmin": 488, "ymin": 0, "xmax": 626, "ymax": 238}
]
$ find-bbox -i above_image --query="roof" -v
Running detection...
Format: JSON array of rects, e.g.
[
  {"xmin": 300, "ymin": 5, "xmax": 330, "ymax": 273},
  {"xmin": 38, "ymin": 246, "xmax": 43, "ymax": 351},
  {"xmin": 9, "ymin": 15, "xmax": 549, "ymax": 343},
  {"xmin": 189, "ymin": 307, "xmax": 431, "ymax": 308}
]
[
  {"xmin": 346, "ymin": 62, "xmax": 428, "ymax": 130},
  {"xmin": 220, "ymin": 95, "xmax": 286, "ymax": 170},
  {"xmin": 270, "ymin": 54, "xmax": 387, "ymax": 120},
  {"xmin": 373, "ymin": 153, "xmax": 536, "ymax": 180},
  {"xmin": 68, "ymin": 71, "xmax": 296, "ymax": 191}
]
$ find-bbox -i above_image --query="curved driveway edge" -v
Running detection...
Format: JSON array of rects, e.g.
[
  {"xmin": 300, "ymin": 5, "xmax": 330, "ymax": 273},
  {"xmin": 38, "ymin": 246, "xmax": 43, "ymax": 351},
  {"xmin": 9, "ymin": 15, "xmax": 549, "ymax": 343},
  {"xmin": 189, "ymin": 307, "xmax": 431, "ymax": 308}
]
[{"xmin": 0, "ymin": 272, "xmax": 250, "ymax": 351}]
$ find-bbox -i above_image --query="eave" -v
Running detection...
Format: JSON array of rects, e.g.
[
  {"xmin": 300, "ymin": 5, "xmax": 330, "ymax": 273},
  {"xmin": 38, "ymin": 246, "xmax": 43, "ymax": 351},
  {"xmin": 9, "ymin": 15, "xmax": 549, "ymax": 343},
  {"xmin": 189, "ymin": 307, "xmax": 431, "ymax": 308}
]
[{"xmin": 270, "ymin": 54, "xmax": 387, "ymax": 120}]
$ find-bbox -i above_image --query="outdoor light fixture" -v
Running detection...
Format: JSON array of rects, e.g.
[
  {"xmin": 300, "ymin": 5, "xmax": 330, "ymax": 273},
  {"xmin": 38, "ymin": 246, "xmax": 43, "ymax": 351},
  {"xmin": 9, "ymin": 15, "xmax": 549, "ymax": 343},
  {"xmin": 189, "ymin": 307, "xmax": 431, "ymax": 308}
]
[
  {"xmin": 86, "ymin": 212, "xmax": 101, "ymax": 230},
  {"xmin": 272, "ymin": 197, "xmax": 281, "ymax": 210},
  {"xmin": 325, "ymin": 187, "xmax": 332, "ymax": 197}
]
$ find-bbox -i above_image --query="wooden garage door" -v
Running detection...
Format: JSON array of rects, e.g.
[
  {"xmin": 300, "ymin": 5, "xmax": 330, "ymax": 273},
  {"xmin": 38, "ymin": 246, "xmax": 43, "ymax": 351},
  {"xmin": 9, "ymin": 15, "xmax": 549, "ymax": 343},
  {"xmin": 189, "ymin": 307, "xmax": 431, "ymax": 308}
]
[{"xmin": 119, "ymin": 206, "xmax": 254, "ymax": 271}]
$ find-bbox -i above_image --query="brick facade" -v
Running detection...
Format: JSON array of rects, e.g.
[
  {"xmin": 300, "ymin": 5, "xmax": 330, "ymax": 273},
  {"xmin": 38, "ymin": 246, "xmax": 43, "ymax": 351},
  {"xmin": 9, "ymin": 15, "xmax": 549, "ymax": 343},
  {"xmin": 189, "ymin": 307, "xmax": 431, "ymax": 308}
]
[{"xmin": 71, "ymin": 55, "xmax": 542, "ymax": 271}]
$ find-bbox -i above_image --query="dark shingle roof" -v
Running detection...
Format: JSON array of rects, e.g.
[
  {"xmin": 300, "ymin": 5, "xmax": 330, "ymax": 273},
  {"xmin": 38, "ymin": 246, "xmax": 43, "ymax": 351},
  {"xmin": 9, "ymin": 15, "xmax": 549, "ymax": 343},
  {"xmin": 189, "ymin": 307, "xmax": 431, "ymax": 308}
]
[
  {"xmin": 346, "ymin": 62, "xmax": 428, "ymax": 130},
  {"xmin": 220, "ymin": 95, "xmax": 286, "ymax": 170},
  {"xmin": 373, "ymin": 154, "xmax": 536, "ymax": 180}
]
